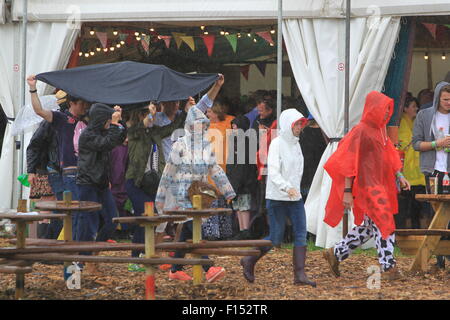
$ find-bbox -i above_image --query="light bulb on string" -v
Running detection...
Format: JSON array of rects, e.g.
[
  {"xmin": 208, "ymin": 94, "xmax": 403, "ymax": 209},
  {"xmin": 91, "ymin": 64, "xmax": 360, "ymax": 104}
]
[
  {"xmin": 203, "ymin": 31, "xmax": 209, "ymax": 35},
  {"xmin": 220, "ymin": 29, "xmax": 225, "ymax": 36},
  {"xmin": 103, "ymin": 48, "xmax": 108, "ymax": 52},
  {"xmin": 150, "ymin": 27, "xmax": 155, "ymax": 32},
  {"xmin": 110, "ymin": 46, "xmax": 115, "ymax": 51},
  {"xmin": 253, "ymin": 38, "xmax": 257, "ymax": 43},
  {"xmin": 84, "ymin": 52, "xmax": 90, "ymax": 58},
  {"xmin": 200, "ymin": 25, "xmax": 205, "ymax": 31},
  {"xmin": 120, "ymin": 40, "xmax": 125, "ymax": 45},
  {"xmin": 90, "ymin": 50, "xmax": 95, "ymax": 56},
  {"xmin": 247, "ymin": 31, "xmax": 252, "ymax": 37},
  {"xmin": 116, "ymin": 43, "xmax": 121, "ymax": 48},
  {"xmin": 270, "ymin": 26, "xmax": 276, "ymax": 34},
  {"xmin": 424, "ymin": 52, "xmax": 429, "ymax": 60},
  {"xmin": 78, "ymin": 51, "xmax": 83, "ymax": 57},
  {"xmin": 269, "ymin": 43, "xmax": 275, "ymax": 47},
  {"xmin": 134, "ymin": 31, "xmax": 140, "ymax": 36},
  {"xmin": 442, "ymin": 52, "xmax": 446, "ymax": 60},
  {"xmin": 141, "ymin": 32, "xmax": 146, "ymax": 37},
  {"xmin": 96, "ymin": 46, "xmax": 101, "ymax": 52},
  {"xmin": 225, "ymin": 31, "xmax": 230, "ymax": 35},
  {"xmin": 237, "ymin": 33, "xmax": 241, "ymax": 38},
  {"xmin": 89, "ymin": 28, "xmax": 95, "ymax": 36},
  {"xmin": 157, "ymin": 35, "xmax": 162, "ymax": 40},
  {"xmin": 113, "ymin": 29, "xmax": 118, "ymax": 36},
  {"xmin": 136, "ymin": 36, "xmax": 141, "ymax": 41}
]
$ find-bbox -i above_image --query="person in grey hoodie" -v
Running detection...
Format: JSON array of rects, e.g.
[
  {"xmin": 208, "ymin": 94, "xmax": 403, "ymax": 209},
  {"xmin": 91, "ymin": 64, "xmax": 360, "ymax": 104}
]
[{"xmin": 412, "ymin": 81, "xmax": 450, "ymax": 268}]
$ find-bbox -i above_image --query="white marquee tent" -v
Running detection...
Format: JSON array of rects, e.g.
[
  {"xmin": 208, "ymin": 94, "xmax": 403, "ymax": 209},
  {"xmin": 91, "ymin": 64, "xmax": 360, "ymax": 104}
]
[{"xmin": 1, "ymin": 0, "xmax": 450, "ymax": 248}]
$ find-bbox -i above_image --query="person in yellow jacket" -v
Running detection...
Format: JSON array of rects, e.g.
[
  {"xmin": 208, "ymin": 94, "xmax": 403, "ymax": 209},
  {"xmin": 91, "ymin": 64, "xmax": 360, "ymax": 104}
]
[{"xmin": 397, "ymin": 96, "xmax": 426, "ymax": 229}]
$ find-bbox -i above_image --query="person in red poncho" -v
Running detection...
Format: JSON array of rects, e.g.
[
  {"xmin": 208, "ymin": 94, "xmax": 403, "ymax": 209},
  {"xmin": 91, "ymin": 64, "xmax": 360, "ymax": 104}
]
[{"xmin": 322, "ymin": 91, "xmax": 411, "ymax": 280}]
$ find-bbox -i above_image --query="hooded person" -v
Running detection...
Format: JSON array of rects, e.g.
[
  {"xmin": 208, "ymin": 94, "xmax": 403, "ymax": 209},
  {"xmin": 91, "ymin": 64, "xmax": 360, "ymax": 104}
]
[
  {"xmin": 412, "ymin": 81, "xmax": 450, "ymax": 268},
  {"xmin": 76, "ymin": 103, "xmax": 127, "ymax": 273},
  {"xmin": 155, "ymin": 105, "xmax": 236, "ymax": 282},
  {"xmin": 322, "ymin": 91, "xmax": 411, "ymax": 281},
  {"xmin": 240, "ymin": 108, "xmax": 316, "ymax": 287},
  {"xmin": 226, "ymin": 116, "xmax": 258, "ymax": 240}
]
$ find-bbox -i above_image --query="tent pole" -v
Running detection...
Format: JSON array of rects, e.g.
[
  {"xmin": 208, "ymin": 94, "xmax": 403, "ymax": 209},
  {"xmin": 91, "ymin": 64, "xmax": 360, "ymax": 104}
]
[
  {"xmin": 343, "ymin": 0, "xmax": 351, "ymax": 238},
  {"xmin": 18, "ymin": 0, "xmax": 28, "ymax": 203},
  {"xmin": 276, "ymin": 0, "xmax": 282, "ymax": 129}
]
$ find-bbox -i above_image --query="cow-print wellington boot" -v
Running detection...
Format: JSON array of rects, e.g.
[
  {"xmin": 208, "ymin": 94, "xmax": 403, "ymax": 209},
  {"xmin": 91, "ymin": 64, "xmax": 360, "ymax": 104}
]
[
  {"xmin": 240, "ymin": 246, "xmax": 271, "ymax": 283},
  {"xmin": 293, "ymin": 246, "xmax": 317, "ymax": 287}
]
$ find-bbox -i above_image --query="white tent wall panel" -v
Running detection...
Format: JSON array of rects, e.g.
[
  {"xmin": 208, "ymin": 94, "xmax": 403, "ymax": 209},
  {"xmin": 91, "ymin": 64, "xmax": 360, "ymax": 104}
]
[{"xmin": 10, "ymin": 0, "xmax": 450, "ymax": 23}]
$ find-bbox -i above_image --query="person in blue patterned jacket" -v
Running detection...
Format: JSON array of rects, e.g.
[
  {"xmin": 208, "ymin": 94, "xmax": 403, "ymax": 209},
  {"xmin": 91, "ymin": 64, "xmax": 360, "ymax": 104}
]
[{"xmin": 156, "ymin": 105, "xmax": 236, "ymax": 282}]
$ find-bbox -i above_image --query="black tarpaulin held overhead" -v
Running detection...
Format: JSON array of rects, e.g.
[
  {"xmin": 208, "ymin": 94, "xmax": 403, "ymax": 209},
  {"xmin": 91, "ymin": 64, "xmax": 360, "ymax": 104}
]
[{"xmin": 35, "ymin": 61, "xmax": 219, "ymax": 106}]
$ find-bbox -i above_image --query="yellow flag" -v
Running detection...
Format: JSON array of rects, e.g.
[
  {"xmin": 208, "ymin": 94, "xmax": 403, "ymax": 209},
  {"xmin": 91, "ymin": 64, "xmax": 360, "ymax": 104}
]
[
  {"xmin": 172, "ymin": 32, "xmax": 186, "ymax": 48},
  {"xmin": 181, "ymin": 36, "xmax": 196, "ymax": 51}
]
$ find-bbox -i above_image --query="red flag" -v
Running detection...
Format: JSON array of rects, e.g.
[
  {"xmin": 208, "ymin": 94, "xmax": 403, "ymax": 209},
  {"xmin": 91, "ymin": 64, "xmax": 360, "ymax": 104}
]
[
  {"xmin": 422, "ymin": 23, "xmax": 437, "ymax": 39},
  {"xmin": 240, "ymin": 65, "xmax": 250, "ymax": 81},
  {"xmin": 160, "ymin": 36, "xmax": 172, "ymax": 48},
  {"xmin": 201, "ymin": 35, "xmax": 216, "ymax": 57},
  {"xmin": 256, "ymin": 31, "xmax": 274, "ymax": 45}
]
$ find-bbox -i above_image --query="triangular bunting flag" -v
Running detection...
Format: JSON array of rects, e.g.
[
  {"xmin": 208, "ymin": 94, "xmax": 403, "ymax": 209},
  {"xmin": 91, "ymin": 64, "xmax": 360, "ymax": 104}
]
[
  {"xmin": 256, "ymin": 31, "xmax": 274, "ymax": 45},
  {"xmin": 172, "ymin": 32, "xmax": 186, "ymax": 48},
  {"xmin": 224, "ymin": 34, "xmax": 237, "ymax": 53},
  {"xmin": 240, "ymin": 65, "xmax": 250, "ymax": 81},
  {"xmin": 422, "ymin": 23, "xmax": 437, "ymax": 39},
  {"xmin": 255, "ymin": 62, "xmax": 267, "ymax": 77},
  {"xmin": 96, "ymin": 31, "xmax": 108, "ymax": 48},
  {"xmin": 201, "ymin": 35, "xmax": 216, "ymax": 57},
  {"xmin": 141, "ymin": 35, "xmax": 150, "ymax": 54},
  {"xmin": 180, "ymin": 36, "xmax": 195, "ymax": 51},
  {"xmin": 160, "ymin": 36, "xmax": 172, "ymax": 48}
]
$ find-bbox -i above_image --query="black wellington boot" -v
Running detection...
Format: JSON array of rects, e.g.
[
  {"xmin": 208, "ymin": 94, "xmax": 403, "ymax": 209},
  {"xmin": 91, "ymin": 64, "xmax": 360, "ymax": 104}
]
[
  {"xmin": 293, "ymin": 246, "xmax": 317, "ymax": 287},
  {"xmin": 240, "ymin": 246, "xmax": 271, "ymax": 283}
]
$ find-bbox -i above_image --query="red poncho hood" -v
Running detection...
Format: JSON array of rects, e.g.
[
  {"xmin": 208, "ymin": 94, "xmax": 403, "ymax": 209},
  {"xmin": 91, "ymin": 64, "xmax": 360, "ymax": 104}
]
[{"xmin": 323, "ymin": 91, "xmax": 402, "ymax": 239}]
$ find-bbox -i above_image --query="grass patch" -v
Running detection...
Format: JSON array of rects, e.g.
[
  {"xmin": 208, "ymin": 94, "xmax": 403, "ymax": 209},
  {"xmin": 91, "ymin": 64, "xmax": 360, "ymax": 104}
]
[{"xmin": 281, "ymin": 240, "xmax": 408, "ymax": 257}]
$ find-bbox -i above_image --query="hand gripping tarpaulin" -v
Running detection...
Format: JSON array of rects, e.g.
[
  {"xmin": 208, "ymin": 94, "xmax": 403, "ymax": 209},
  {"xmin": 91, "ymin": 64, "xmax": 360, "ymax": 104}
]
[{"xmin": 35, "ymin": 61, "xmax": 219, "ymax": 105}]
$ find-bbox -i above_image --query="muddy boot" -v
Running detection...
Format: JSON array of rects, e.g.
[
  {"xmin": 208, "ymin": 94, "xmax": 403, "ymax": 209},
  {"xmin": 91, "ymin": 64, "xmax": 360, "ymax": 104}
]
[
  {"xmin": 322, "ymin": 247, "xmax": 340, "ymax": 277},
  {"xmin": 293, "ymin": 246, "xmax": 316, "ymax": 287},
  {"xmin": 240, "ymin": 246, "xmax": 271, "ymax": 283},
  {"xmin": 381, "ymin": 266, "xmax": 403, "ymax": 281}
]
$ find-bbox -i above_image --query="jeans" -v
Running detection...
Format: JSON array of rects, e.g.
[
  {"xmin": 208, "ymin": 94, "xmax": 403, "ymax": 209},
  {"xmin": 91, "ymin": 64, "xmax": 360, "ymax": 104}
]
[
  {"xmin": 77, "ymin": 184, "xmax": 118, "ymax": 248},
  {"xmin": 264, "ymin": 199, "xmax": 307, "ymax": 247},
  {"xmin": 125, "ymin": 179, "xmax": 155, "ymax": 257},
  {"xmin": 61, "ymin": 170, "xmax": 81, "ymax": 240},
  {"xmin": 45, "ymin": 172, "xmax": 65, "ymax": 239},
  {"xmin": 171, "ymin": 220, "xmax": 211, "ymax": 273}
]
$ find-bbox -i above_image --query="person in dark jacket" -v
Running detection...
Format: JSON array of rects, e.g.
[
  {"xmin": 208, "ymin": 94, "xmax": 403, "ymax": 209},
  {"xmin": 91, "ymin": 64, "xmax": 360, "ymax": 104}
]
[
  {"xmin": 27, "ymin": 120, "xmax": 61, "ymax": 239},
  {"xmin": 227, "ymin": 116, "xmax": 257, "ymax": 240},
  {"xmin": 76, "ymin": 103, "xmax": 127, "ymax": 272}
]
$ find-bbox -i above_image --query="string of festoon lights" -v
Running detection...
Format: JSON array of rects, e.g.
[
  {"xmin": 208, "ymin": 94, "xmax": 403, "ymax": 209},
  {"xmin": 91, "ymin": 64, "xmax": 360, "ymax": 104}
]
[
  {"xmin": 79, "ymin": 25, "xmax": 277, "ymax": 58},
  {"xmin": 423, "ymin": 51, "xmax": 448, "ymax": 60}
]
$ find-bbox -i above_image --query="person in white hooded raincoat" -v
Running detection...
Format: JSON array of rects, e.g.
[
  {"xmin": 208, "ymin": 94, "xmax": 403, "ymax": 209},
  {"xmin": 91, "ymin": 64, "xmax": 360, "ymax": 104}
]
[{"xmin": 240, "ymin": 108, "xmax": 316, "ymax": 287}]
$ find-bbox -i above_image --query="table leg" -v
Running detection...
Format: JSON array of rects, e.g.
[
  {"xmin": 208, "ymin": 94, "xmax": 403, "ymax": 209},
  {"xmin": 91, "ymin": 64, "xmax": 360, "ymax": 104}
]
[
  {"xmin": 15, "ymin": 221, "xmax": 26, "ymax": 300},
  {"xmin": 145, "ymin": 224, "xmax": 156, "ymax": 300},
  {"xmin": 192, "ymin": 217, "xmax": 203, "ymax": 285},
  {"xmin": 410, "ymin": 202, "xmax": 450, "ymax": 272},
  {"xmin": 63, "ymin": 212, "xmax": 73, "ymax": 280}
]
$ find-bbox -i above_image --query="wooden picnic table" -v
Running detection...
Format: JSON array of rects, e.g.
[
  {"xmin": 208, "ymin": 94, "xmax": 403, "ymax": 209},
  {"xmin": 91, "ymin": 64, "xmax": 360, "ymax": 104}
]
[
  {"xmin": 0, "ymin": 210, "xmax": 67, "ymax": 299},
  {"xmin": 395, "ymin": 194, "xmax": 450, "ymax": 272},
  {"xmin": 113, "ymin": 202, "xmax": 188, "ymax": 299},
  {"xmin": 164, "ymin": 207, "xmax": 232, "ymax": 285}
]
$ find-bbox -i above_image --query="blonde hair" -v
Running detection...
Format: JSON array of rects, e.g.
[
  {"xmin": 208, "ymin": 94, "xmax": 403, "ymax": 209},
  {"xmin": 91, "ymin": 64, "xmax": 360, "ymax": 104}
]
[{"xmin": 211, "ymin": 102, "xmax": 226, "ymax": 121}]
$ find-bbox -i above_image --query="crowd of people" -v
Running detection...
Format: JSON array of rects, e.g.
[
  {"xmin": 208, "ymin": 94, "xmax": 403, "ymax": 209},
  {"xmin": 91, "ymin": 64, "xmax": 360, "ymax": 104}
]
[{"xmin": 24, "ymin": 70, "xmax": 449, "ymax": 285}]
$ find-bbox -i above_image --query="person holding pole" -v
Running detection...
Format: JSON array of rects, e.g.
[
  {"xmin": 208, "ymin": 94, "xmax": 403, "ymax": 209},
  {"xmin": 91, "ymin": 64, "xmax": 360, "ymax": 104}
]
[{"xmin": 322, "ymin": 91, "xmax": 410, "ymax": 280}]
